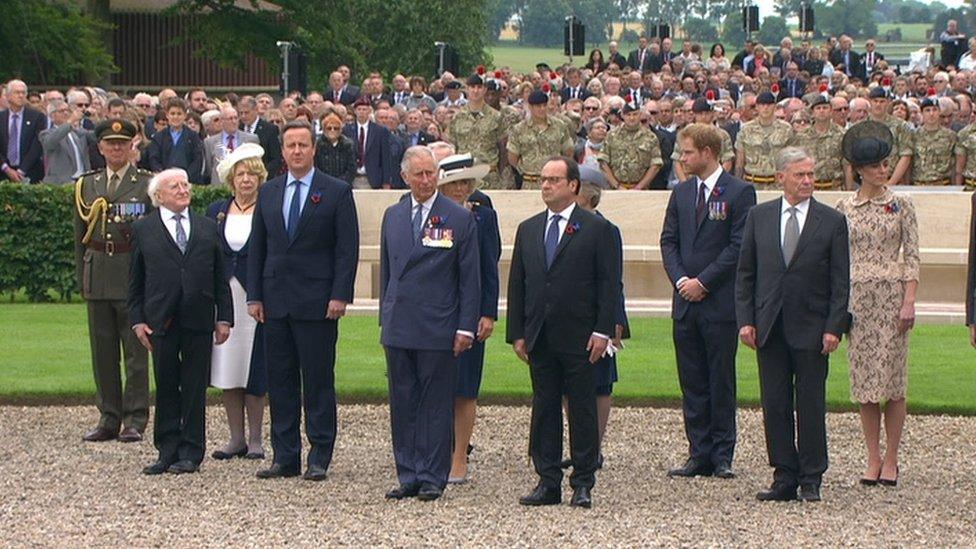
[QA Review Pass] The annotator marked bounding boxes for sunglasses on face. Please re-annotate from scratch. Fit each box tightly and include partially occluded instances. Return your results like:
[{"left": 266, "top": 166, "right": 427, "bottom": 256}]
[
  {"left": 584, "top": 106, "right": 599, "bottom": 111},
  {"left": 324, "top": 125, "right": 342, "bottom": 130}
]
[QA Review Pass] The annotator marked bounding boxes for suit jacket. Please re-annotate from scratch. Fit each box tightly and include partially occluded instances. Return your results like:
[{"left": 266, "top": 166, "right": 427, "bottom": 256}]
[
  {"left": 560, "top": 86, "right": 592, "bottom": 102},
  {"left": 627, "top": 49, "right": 654, "bottom": 73},
  {"left": 327, "top": 87, "right": 358, "bottom": 106},
  {"left": 649, "top": 127, "right": 675, "bottom": 190},
  {"left": 128, "top": 210, "right": 233, "bottom": 334},
  {"left": 661, "top": 171, "right": 757, "bottom": 322},
  {"left": 203, "top": 131, "right": 259, "bottom": 185},
  {"left": 379, "top": 192, "right": 481, "bottom": 350},
  {"left": 0, "top": 107, "right": 47, "bottom": 182},
  {"left": 829, "top": 49, "right": 863, "bottom": 79},
  {"left": 472, "top": 203, "right": 501, "bottom": 320},
  {"left": 40, "top": 124, "right": 96, "bottom": 184},
  {"left": 608, "top": 52, "right": 627, "bottom": 69},
  {"left": 966, "top": 193, "right": 976, "bottom": 325},
  {"left": 206, "top": 199, "right": 254, "bottom": 287},
  {"left": 862, "top": 51, "right": 884, "bottom": 73},
  {"left": 241, "top": 118, "right": 282, "bottom": 177},
  {"left": 777, "top": 78, "right": 807, "bottom": 99},
  {"left": 343, "top": 121, "right": 392, "bottom": 188},
  {"left": 735, "top": 197, "right": 850, "bottom": 351},
  {"left": 367, "top": 93, "right": 394, "bottom": 106},
  {"left": 147, "top": 127, "right": 204, "bottom": 184},
  {"left": 506, "top": 205, "right": 621, "bottom": 355},
  {"left": 401, "top": 130, "right": 434, "bottom": 148},
  {"left": 247, "top": 168, "right": 359, "bottom": 320}
]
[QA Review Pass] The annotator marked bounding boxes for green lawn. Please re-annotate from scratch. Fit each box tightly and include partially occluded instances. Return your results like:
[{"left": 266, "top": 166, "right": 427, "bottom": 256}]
[{"left": 2, "top": 304, "right": 974, "bottom": 414}]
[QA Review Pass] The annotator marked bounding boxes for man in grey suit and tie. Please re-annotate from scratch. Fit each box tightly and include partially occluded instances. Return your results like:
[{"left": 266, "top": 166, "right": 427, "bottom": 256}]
[
  {"left": 203, "top": 105, "right": 258, "bottom": 185},
  {"left": 40, "top": 99, "right": 95, "bottom": 184},
  {"left": 735, "top": 147, "right": 850, "bottom": 503},
  {"left": 380, "top": 146, "right": 481, "bottom": 502}
]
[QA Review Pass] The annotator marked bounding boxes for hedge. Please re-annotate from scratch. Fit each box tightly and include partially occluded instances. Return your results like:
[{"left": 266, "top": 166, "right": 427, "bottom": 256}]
[{"left": 0, "top": 181, "right": 232, "bottom": 302}]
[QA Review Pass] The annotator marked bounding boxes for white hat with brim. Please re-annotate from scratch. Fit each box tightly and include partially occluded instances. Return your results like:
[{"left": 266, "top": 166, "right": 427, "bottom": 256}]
[
  {"left": 216, "top": 142, "right": 266, "bottom": 185},
  {"left": 437, "top": 153, "right": 490, "bottom": 186}
]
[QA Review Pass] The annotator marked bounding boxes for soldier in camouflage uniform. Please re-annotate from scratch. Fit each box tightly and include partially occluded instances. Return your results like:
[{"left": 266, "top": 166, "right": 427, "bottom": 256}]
[
  {"left": 486, "top": 79, "right": 522, "bottom": 188},
  {"left": 788, "top": 95, "right": 849, "bottom": 189},
  {"left": 953, "top": 118, "right": 976, "bottom": 189},
  {"left": 863, "top": 86, "right": 913, "bottom": 184},
  {"left": 912, "top": 98, "right": 956, "bottom": 185},
  {"left": 672, "top": 98, "right": 734, "bottom": 181},
  {"left": 507, "top": 90, "right": 574, "bottom": 190},
  {"left": 599, "top": 103, "right": 664, "bottom": 189},
  {"left": 74, "top": 119, "right": 154, "bottom": 443},
  {"left": 734, "top": 91, "right": 793, "bottom": 188},
  {"left": 449, "top": 74, "right": 506, "bottom": 189}
]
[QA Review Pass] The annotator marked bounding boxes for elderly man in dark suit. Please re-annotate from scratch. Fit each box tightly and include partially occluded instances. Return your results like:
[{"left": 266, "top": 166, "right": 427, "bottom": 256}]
[
  {"left": 1, "top": 79, "right": 46, "bottom": 183},
  {"left": 343, "top": 96, "right": 393, "bottom": 189},
  {"left": 507, "top": 156, "right": 621, "bottom": 509},
  {"left": 247, "top": 120, "right": 359, "bottom": 482},
  {"left": 661, "top": 123, "right": 757, "bottom": 480},
  {"left": 128, "top": 168, "right": 233, "bottom": 475},
  {"left": 380, "top": 146, "right": 480, "bottom": 502},
  {"left": 735, "top": 147, "right": 850, "bottom": 503},
  {"left": 238, "top": 96, "right": 282, "bottom": 176}
]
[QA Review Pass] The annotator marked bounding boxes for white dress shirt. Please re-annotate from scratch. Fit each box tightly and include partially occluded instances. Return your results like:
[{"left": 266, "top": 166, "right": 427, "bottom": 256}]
[
  {"left": 545, "top": 202, "right": 608, "bottom": 341},
  {"left": 159, "top": 205, "right": 191, "bottom": 243},
  {"left": 781, "top": 197, "right": 810, "bottom": 247}
]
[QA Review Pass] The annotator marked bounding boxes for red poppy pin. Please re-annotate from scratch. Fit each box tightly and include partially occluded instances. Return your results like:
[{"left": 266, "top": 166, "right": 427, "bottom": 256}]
[
  {"left": 541, "top": 83, "right": 551, "bottom": 93},
  {"left": 476, "top": 65, "right": 486, "bottom": 75},
  {"left": 705, "top": 89, "right": 716, "bottom": 101},
  {"left": 927, "top": 86, "right": 936, "bottom": 97},
  {"left": 711, "top": 186, "right": 725, "bottom": 198},
  {"left": 549, "top": 71, "right": 558, "bottom": 80},
  {"left": 771, "top": 83, "right": 780, "bottom": 94},
  {"left": 819, "top": 83, "right": 828, "bottom": 93},
  {"left": 565, "top": 222, "right": 580, "bottom": 235},
  {"left": 310, "top": 191, "right": 321, "bottom": 204},
  {"left": 882, "top": 76, "right": 892, "bottom": 87},
  {"left": 428, "top": 215, "right": 446, "bottom": 228},
  {"left": 494, "top": 70, "right": 503, "bottom": 79},
  {"left": 884, "top": 202, "right": 900, "bottom": 214}
]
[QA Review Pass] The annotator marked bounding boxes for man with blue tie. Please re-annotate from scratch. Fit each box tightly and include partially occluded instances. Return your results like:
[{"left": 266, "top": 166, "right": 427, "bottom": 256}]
[
  {"left": 380, "top": 146, "right": 481, "bottom": 502},
  {"left": 777, "top": 63, "right": 807, "bottom": 100},
  {"left": 661, "top": 124, "right": 756, "bottom": 480},
  {"left": 1, "top": 79, "right": 46, "bottom": 183},
  {"left": 247, "top": 120, "right": 360, "bottom": 482}
]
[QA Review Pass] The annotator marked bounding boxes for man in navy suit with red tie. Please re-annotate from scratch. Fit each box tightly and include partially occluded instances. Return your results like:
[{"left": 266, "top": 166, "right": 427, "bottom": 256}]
[
  {"left": 660, "top": 124, "right": 756, "bottom": 480},
  {"left": 247, "top": 120, "right": 359, "bottom": 482}
]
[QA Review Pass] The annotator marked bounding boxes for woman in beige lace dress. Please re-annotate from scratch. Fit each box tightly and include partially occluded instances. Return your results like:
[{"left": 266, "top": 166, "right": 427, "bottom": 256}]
[{"left": 836, "top": 124, "right": 919, "bottom": 488}]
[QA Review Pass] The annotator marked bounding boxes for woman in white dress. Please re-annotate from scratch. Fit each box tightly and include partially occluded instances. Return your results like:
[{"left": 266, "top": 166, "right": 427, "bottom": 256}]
[{"left": 206, "top": 143, "right": 268, "bottom": 460}]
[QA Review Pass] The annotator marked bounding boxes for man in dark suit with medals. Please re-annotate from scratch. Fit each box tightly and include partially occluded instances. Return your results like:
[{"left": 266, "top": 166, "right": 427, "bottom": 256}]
[
  {"left": 74, "top": 119, "right": 154, "bottom": 443},
  {"left": 661, "top": 123, "right": 756, "bottom": 480},
  {"left": 507, "top": 156, "right": 621, "bottom": 509},
  {"left": 735, "top": 147, "right": 850, "bottom": 503}
]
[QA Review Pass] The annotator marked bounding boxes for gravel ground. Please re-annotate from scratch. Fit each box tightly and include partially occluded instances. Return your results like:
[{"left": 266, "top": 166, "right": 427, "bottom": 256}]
[{"left": 1, "top": 404, "right": 974, "bottom": 547}]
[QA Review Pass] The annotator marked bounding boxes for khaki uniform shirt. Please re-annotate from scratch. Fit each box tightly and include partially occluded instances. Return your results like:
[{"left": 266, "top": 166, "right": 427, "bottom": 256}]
[
  {"left": 911, "top": 126, "right": 956, "bottom": 183},
  {"left": 788, "top": 123, "right": 846, "bottom": 182},
  {"left": 954, "top": 123, "right": 976, "bottom": 181},
  {"left": 600, "top": 125, "right": 664, "bottom": 184},
  {"left": 507, "top": 117, "right": 574, "bottom": 175},
  {"left": 449, "top": 104, "right": 505, "bottom": 167},
  {"left": 734, "top": 119, "right": 794, "bottom": 176}
]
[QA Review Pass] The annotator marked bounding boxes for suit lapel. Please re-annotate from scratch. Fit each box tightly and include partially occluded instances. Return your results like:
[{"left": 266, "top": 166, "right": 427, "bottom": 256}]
[
  {"left": 389, "top": 198, "right": 413, "bottom": 279},
  {"left": 291, "top": 170, "right": 323, "bottom": 245},
  {"left": 108, "top": 165, "right": 134, "bottom": 202},
  {"left": 768, "top": 198, "right": 787, "bottom": 270},
  {"left": 696, "top": 173, "right": 728, "bottom": 234},
  {"left": 267, "top": 178, "right": 288, "bottom": 242},
  {"left": 787, "top": 198, "right": 823, "bottom": 269},
  {"left": 550, "top": 206, "right": 583, "bottom": 268},
  {"left": 183, "top": 210, "right": 201, "bottom": 258},
  {"left": 155, "top": 209, "right": 185, "bottom": 262}
]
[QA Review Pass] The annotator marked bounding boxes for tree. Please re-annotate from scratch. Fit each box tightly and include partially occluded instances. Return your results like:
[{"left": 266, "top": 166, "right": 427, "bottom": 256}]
[
  {"left": 0, "top": 0, "right": 116, "bottom": 85},
  {"left": 720, "top": 13, "right": 748, "bottom": 47},
  {"left": 817, "top": 0, "right": 878, "bottom": 39},
  {"left": 487, "top": 0, "right": 522, "bottom": 42},
  {"left": 518, "top": 0, "right": 570, "bottom": 46},
  {"left": 756, "top": 15, "right": 789, "bottom": 47},
  {"left": 683, "top": 17, "right": 720, "bottom": 42},
  {"left": 774, "top": 0, "right": 808, "bottom": 19}
]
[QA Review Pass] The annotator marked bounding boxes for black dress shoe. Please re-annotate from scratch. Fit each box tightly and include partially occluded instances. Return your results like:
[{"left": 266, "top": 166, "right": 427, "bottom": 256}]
[
  {"left": 713, "top": 463, "right": 736, "bottom": 479},
  {"left": 385, "top": 483, "right": 420, "bottom": 499},
  {"left": 142, "top": 460, "right": 171, "bottom": 475},
  {"left": 168, "top": 460, "right": 199, "bottom": 474},
  {"left": 668, "top": 458, "right": 713, "bottom": 477},
  {"left": 117, "top": 427, "right": 143, "bottom": 443},
  {"left": 212, "top": 446, "right": 248, "bottom": 460},
  {"left": 244, "top": 451, "right": 266, "bottom": 460},
  {"left": 756, "top": 482, "right": 798, "bottom": 502},
  {"left": 798, "top": 484, "right": 821, "bottom": 502},
  {"left": 417, "top": 483, "right": 443, "bottom": 501},
  {"left": 570, "top": 486, "right": 593, "bottom": 508},
  {"left": 303, "top": 464, "right": 328, "bottom": 481},
  {"left": 83, "top": 427, "right": 118, "bottom": 442},
  {"left": 256, "top": 463, "right": 299, "bottom": 479},
  {"left": 558, "top": 458, "right": 573, "bottom": 469},
  {"left": 518, "top": 484, "right": 561, "bottom": 506}
]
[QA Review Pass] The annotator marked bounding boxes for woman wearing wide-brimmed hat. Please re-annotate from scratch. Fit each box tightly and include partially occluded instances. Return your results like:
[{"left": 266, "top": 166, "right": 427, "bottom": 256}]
[
  {"left": 836, "top": 121, "right": 919, "bottom": 487},
  {"left": 206, "top": 142, "right": 269, "bottom": 460}
]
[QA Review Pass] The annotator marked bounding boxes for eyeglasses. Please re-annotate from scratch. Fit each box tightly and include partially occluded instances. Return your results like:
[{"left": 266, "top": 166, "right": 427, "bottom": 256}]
[
  {"left": 539, "top": 176, "right": 567, "bottom": 185},
  {"left": 833, "top": 107, "right": 849, "bottom": 111},
  {"left": 647, "top": 111, "right": 660, "bottom": 114},
  {"left": 75, "top": 103, "right": 90, "bottom": 108},
  {"left": 324, "top": 125, "right": 342, "bottom": 130},
  {"left": 135, "top": 103, "right": 152, "bottom": 109},
  {"left": 583, "top": 106, "right": 599, "bottom": 111}
]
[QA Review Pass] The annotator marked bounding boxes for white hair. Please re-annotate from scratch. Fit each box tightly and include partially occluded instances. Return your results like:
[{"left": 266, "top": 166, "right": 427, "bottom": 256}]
[
  {"left": 147, "top": 168, "right": 190, "bottom": 207},
  {"left": 46, "top": 99, "right": 66, "bottom": 116},
  {"left": 401, "top": 145, "right": 435, "bottom": 173},
  {"left": 66, "top": 90, "right": 88, "bottom": 106},
  {"left": 201, "top": 110, "right": 221, "bottom": 125},
  {"left": 5, "top": 79, "right": 26, "bottom": 95},
  {"left": 775, "top": 147, "right": 813, "bottom": 173}
]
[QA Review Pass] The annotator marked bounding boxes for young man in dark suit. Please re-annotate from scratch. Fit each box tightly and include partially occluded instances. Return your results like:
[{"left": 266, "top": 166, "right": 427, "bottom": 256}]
[
  {"left": 379, "top": 146, "right": 481, "bottom": 502},
  {"left": 247, "top": 120, "right": 359, "bottom": 482},
  {"left": 146, "top": 98, "right": 204, "bottom": 184},
  {"left": 1, "top": 79, "right": 47, "bottom": 183},
  {"left": 735, "top": 147, "right": 850, "bottom": 503},
  {"left": 507, "top": 156, "right": 621, "bottom": 509},
  {"left": 661, "top": 123, "right": 757, "bottom": 480},
  {"left": 128, "top": 168, "right": 233, "bottom": 475}
]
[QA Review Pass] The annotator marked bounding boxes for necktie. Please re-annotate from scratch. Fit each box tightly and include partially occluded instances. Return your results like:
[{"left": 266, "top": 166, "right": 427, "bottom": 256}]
[
  {"left": 782, "top": 207, "right": 799, "bottom": 265},
  {"left": 639, "top": 49, "right": 645, "bottom": 68},
  {"left": 334, "top": 90, "right": 340, "bottom": 102},
  {"left": 358, "top": 126, "right": 365, "bottom": 168},
  {"left": 287, "top": 180, "right": 303, "bottom": 241},
  {"left": 174, "top": 213, "right": 187, "bottom": 254},
  {"left": 695, "top": 181, "right": 707, "bottom": 225},
  {"left": 109, "top": 173, "right": 120, "bottom": 196},
  {"left": 227, "top": 133, "right": 235, "bottom": 152},
  {"left": 8, "top": 112, "right": 20, "bottom": 167},
  {"left": 412, "top": 204, "right": 424, "bottom": 242},
  {"left": 545, "top": 214, "right": 562, "bottom": 269}
]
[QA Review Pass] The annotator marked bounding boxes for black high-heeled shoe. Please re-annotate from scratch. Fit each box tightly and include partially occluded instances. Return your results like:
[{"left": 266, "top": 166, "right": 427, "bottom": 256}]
[
  {"left": 879, "top": 466, "right": 899, "bottom": 487},
  {"left": 859, "top": 474, "right": 880, "bottom": 486}
]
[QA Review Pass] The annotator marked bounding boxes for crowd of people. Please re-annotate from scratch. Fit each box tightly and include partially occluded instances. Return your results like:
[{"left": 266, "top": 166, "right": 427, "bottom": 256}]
[{"left": 6, "top": 25, "right": 976, "bottom": 508}]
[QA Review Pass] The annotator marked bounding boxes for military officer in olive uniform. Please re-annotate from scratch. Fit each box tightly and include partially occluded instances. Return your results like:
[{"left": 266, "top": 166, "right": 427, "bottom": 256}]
[
  {"left": 507, "top": 90, "right": 574, "bottom": 190},
  {"left": 449, "top": 74, "right": 506, "bottom": 189},
  {"left": 912, "top": 98, "right": 956, "bottom": 185},
  {"left": 954, "top": 119, "right": 976, "bottom": 188},
  {"left": 788, "top": 96, "right": 850, "bottom": 190},
  {"left": 862, "top": 87, "right": 913, "bottom": 185},
  {"left": 734, "top": 91, "right": 793, "bottom": 188},
  {"left": 74, "top": 119, "right": 154, "bottom": 443},
  {"left": 599, "top": 103, "right": 664, "bottom": 190},
  {"left": 673, "top": 98, "right": 735, "bottom": 181}
]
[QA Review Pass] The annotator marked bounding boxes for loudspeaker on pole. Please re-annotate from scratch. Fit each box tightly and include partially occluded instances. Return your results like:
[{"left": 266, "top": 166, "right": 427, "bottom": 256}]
[
  {"left": 742, "top": 6, "right": 759, "bottom": 33},
  {"left": 799, "top": 5, "right": 815, "bottom": 33}
]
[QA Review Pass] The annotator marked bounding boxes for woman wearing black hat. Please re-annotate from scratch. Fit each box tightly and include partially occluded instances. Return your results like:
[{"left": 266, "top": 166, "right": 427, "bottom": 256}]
[{"left": 836, "top": 122, "right": 919, "bottom": 487}]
